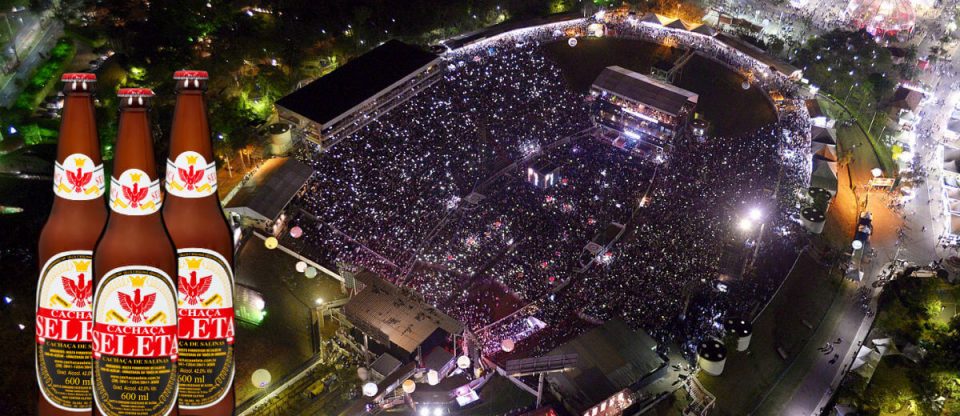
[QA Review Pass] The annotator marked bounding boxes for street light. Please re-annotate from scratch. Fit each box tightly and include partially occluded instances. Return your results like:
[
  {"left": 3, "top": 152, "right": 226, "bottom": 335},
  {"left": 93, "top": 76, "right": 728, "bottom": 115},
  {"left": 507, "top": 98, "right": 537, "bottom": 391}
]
[
  {"left": 737, "top": 218, "right": 753, "bottom": 231},
  {"left": 748, "top": 208, "right": 763, "bottom": 221},
  {"left": 315, "top": 297, "right": 323, "bottom": 306}
]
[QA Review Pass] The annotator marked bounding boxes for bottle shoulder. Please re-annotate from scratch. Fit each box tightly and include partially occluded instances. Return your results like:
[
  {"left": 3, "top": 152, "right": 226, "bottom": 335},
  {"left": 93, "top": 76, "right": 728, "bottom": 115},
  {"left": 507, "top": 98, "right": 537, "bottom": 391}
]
[{"left": 94, "top": 215, "right": 177, "bottom": 276}]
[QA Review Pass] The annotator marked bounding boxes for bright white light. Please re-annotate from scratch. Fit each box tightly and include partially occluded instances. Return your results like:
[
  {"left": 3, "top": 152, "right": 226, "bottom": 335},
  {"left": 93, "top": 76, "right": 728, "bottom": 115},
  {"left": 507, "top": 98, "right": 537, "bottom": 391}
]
[
  {"left": 315, "top": 297, "right": 323, "bottom": 305},
  {"left": 749, "top": 208, "right": 762, "bottom": 221},
  {"left": 3, "top": 296, "right": 11, "bottom": 304},
  {"left": 871, "top": 168, "right": 883, "bottom": 178},
  {"left": 419, "top": 408, "right": 431, "bottom": 416},
  {"left": 433, "top": 408, "right": 444, "bottom": 416},
  {"left": 852, "top": 240, "right": 863, "bottom": 250},
  {"left": 8, "top": 126, "right": 16, "bottom": 134},
  {"left": 362, "top": 382, "right": 378, "bottom": 397},
  {"left": 18, "top": 323, "right": 25, "bottom": 330},
  {"left": 738, "top": 218, "right": 753, "bottom": 231}
]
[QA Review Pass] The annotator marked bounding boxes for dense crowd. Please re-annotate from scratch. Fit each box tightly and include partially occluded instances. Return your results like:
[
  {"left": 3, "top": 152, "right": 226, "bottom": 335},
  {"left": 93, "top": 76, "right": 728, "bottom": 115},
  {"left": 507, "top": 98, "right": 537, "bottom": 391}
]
[{"left": 286, "top": 17, "right": 814, "bottom": 359}]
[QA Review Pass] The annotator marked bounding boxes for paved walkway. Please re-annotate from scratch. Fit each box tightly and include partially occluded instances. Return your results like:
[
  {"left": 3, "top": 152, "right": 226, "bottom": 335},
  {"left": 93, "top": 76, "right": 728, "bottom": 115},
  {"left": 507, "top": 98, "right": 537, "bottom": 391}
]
[{"left": 0, "top": 14, "right": 62, "bottom": 108}]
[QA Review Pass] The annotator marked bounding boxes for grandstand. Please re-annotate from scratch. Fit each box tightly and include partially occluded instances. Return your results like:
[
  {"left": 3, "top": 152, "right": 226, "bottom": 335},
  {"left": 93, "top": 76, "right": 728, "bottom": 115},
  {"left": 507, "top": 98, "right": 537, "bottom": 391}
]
[{"left": 276, "top": 40, "right": 442, "bottom": 148}]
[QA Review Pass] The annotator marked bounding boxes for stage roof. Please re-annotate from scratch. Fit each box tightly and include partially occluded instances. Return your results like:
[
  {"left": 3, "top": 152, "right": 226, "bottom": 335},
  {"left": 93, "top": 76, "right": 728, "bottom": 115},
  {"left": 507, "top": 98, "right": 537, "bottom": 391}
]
[
  {"left": 546, "top": 319, "right": 664, "bottom": 411},
  {"left": 224, "top": 157, "right": 313, "bottom": 222},
  {"left": 275, "top": 40, "right": 438, "bottom": 127},
  {"left": 343, "top": 271, "right": 462, "bottom": 354},
  {"left": 592, "top": 66, "right": 698, "bottom": 116}
]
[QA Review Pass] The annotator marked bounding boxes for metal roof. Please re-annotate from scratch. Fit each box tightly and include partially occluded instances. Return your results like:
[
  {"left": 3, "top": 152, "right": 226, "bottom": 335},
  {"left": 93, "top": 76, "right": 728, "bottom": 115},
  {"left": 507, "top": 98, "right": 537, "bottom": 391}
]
[
  {"left": 592, "top": 66, "right": 698, "bottom": 116},
  {"left": 275, "top": 40, "right": 439, "bottom": 126},
  {"left": 545, "top": 320, "right": 664, "bottom": 408},
  {"left": 343, "top": 272, "right": 462, "bottom": 354},
  {"left": 224, "top": 157, "right": 314, "bottom": 222}
]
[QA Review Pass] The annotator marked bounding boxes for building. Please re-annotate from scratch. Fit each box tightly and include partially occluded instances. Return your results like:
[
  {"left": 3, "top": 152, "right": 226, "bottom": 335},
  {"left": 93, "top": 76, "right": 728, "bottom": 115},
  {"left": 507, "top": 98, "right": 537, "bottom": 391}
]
[
  {"left": 591, "top": 66, "right": 699, "bottom": 153},
  {"left": 342, "top": 271, "right": 463, "bottom": 362},
  {"left": 224, "top": 157, "right": 313, "bottom": 232},
  {"left": 888, "top": 84, "right": 925, "bottom": 118},
  {"left": 545, "top": 319, "right": 667, "bottom": 414},
  {"left": 275, "top": 40, "right": 442, "bottom": 148}
]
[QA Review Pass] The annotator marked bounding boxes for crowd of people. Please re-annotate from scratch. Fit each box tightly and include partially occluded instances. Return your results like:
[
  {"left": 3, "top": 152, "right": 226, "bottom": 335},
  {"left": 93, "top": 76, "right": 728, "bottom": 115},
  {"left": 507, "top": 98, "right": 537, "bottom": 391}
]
[{"left": 285, "top": 16, "right": 816, "bottom": 359}]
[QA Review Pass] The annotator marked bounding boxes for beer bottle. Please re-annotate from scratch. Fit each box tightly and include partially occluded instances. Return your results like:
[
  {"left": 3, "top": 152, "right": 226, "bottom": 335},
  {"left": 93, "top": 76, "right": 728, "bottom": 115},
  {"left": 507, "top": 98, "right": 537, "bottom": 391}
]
[
  {"left": 163, "top": 70, "right": 235, "bottom": 415},
  {"left": 37, "top": 73, "right": 107, "bottom": 415},
  {"left": 91, "top": 88, "right": 179, "bottom": 416}
]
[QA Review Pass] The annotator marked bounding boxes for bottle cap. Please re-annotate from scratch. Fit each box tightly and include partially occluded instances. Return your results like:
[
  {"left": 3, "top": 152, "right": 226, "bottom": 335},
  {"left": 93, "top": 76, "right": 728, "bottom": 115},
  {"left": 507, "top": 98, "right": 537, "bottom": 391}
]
[
  {"left": 174, "top": 70, "right": 209, "bottom": 90},
  {"left": 117, "top": 88, "right": 155, "bottom": 107},
  {"left": 61, "top": 72, "right": 97, "bottom": 92}
]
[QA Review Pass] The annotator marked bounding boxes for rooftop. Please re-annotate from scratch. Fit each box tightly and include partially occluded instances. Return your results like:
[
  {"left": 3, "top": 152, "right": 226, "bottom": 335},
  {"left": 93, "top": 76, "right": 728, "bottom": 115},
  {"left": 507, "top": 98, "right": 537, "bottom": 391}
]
[
  {"left": 224, "top": 157, "right": 314, "bottom": 222},
  {"left": 546, "top": 319, "right": 664, "bottom": 411},
  {"left": 343, "top": 271, "right": 462, "bottom": 354},
  {"left": 275, "top": 40, "right": 439, "bottom": 126},
  {"left": 592, "top": 66, "right": 699, "bottom": 116}
]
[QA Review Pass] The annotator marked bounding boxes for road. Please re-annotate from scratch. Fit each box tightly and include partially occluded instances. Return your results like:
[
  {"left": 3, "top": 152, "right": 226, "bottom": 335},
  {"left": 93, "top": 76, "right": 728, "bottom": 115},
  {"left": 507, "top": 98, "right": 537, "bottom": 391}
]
[
  {"left": 0, "top": 13, "right": 63, "bottom": 108},
  {"left": 704, "top": 1, "right": 953, "bottom": 414}
]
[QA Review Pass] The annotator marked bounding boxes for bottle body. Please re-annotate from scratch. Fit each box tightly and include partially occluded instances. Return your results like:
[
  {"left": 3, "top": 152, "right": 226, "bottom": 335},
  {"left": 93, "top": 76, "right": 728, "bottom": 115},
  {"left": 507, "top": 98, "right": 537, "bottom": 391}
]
[
  {"left": 37, "top": 73, "right": 107, "bottom": 416},
  {"left": 91, "top": 88, "right": 179, "bottom": 416},
  {"left": 163, "top": 71, "right": 236, "bottom": 415}
]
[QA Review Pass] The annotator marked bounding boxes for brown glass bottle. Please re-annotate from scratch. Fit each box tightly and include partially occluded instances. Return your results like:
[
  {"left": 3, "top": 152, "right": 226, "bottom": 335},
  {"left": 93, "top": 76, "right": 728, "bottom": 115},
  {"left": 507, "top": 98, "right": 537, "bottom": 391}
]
[
  {"left": 91, "top": 88, "right": 179, "bottom": 416},
  {"left": 37, "top": 73, "right": 107, "bottom": 416},
  {"left": 162, "top": 70, "right": 236, "bottom": 415}
]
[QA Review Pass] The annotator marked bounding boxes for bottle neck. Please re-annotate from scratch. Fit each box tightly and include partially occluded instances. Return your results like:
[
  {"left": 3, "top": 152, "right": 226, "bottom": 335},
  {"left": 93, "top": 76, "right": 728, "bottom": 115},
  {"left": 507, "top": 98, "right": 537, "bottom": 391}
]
[
  {"left": 169, "top": 90, "right": 212, "bottom": 160},
  {"left": 57, "top": 93, "right": 101, "bottom": 163},
  {"left": 165, "top": 89, "right": 219, "bottom": 200},
  {"left": 53, "top": 92, "right": 105, "bottom": 204},
  {"left": 110, "top": 107, "right": 163, "bottom": 216},
  {"left": 114, "top": 107, "right": 157, "bottom": 178}
]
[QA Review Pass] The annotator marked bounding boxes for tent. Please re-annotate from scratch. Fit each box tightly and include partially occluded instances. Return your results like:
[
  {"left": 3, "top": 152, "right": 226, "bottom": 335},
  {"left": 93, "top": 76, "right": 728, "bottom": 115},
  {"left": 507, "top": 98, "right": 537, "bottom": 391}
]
[
  {"left": 811, "top": 126, "right": 837, "bottom": 146},
  {"left": 690, "top": 23, "right": 718, "bottom": 37},
  {"left": 640, "top": 13, "right": 665, "bottom": 25},
  {"left": 665, "top": 18, "right": 690, "bottom": 30},
  {"left": 811, "top": 159, "right": 839, "bottom": 195}
]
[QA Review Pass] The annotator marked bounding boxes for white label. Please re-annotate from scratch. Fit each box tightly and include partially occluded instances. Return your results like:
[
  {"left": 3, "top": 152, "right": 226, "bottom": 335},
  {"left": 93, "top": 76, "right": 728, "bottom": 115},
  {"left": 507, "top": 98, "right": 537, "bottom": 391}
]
[
  {"left": 53, "top": 153, "right": 105, "bottom": 200},
  {"left": 109, "top": 169, "right": 162, "bottom": 215},
  {"left": 176, "top": 248, "right": 235, "bottom": 409},
  {"left": 35, "top": 251, "right": 94, "bottom": 411},
  {"left": 165, "top": 151, "right": 217, "bottom": 198},
  {"left": 92, "top": 265, "right": 178, "bottom": 416}
]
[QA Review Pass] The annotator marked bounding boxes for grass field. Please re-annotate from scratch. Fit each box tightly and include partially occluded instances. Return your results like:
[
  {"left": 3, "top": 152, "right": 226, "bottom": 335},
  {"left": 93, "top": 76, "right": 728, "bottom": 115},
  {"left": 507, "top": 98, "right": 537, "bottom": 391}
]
[
  {"left": 543, "top": 37, "right": 777, "bottom": 137},
  {"left": 697, "top": 251, "right": 841, "bottom": 415}
]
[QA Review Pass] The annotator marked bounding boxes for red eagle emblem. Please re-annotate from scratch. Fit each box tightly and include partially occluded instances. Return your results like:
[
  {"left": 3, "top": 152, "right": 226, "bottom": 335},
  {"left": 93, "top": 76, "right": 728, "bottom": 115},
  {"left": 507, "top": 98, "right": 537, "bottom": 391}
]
[
  {"left": 66, "top": 168, "right": 92, "bottom": 193},
  {"left": 117, "top": 288, "right": 156, "bottom": 323},
  {"left": 61, "top": 273, "right": 92, "bottom": 308},
  {"left": 178, "top": 271, "right": 212, "bottom": 305},
  {"left": 122, "top": 182, "right": 148, "bottom": 208},
  {"left": 178, "top": 165, "right": 204, "bottom": 191}
]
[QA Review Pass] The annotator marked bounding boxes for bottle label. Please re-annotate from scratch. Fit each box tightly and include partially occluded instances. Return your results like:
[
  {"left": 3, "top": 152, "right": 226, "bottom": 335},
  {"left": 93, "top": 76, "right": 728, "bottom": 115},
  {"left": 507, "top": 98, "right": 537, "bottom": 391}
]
[
  {"left": 35, "top": 251, "right": 94, "bottom": 411},
  {"left": 53, "top": 153, "right": 105, "bottom": 200},
  {"left": 92, "top": 266, "right": 178, "bottom": 416},
  {"left": 176, "top": 248, "right": 235, "bottom": 409},
  {"left": 109, "top": 169, "right": 162, "bottom": 216},
  {"left": 165, "top": 151, "right": 217, "bottom": 198}
]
